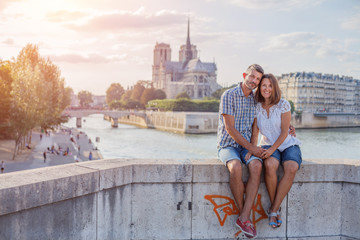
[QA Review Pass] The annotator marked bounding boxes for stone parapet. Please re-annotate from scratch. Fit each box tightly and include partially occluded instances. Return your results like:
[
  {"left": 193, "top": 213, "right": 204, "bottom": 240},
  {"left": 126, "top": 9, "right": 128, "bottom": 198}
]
[{"left": 0, "top": 158, "right": 359, "bottom": 239}]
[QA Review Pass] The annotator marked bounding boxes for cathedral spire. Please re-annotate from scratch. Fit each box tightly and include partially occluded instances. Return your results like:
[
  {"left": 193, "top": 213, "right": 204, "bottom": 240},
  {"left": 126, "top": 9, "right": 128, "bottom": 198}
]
[{"left": 185, "top": 17, "right": 193, "bottom": 63}]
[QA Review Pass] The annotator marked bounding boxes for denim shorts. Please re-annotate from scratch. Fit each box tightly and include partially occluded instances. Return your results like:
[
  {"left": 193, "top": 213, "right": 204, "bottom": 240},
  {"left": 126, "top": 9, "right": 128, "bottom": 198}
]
[
  {"left": 218, "top": 146, "right": 263, "bottom": 166},
  {"left": 281, "top": 145, "right": 302, "bottom": 169}
]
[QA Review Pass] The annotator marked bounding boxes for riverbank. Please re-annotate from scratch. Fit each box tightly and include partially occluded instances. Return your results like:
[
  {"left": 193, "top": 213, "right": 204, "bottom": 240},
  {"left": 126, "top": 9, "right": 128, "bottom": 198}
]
[{"left": 0, "top": 127, "right": 103, "bottom": 174}]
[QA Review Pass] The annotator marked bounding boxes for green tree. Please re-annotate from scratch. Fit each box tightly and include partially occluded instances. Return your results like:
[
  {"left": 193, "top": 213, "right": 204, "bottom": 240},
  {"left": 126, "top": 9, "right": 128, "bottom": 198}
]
[
  {"left": 106, "top": 83, "right": 125, "bottom": 105},
  {"left": 288, "top": 100, "right": 295, "bottom": 114},
  {"left": 175, "top": 91, "right": 190, "bottom": 99},
  {"left": 154, "top": 89, "right": 166, "bottom": 100},
  {"left": 78, "top": 90, "right": 93, "bottom": 108},
  {"left": 211, "top": 84, "right": 236, "bottom": 99}
]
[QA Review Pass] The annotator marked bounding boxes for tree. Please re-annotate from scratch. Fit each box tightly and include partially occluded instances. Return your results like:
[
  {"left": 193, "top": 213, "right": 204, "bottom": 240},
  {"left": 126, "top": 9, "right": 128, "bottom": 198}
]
[
  {"left": 121, "top": 90, "right": 132, "bottom": 102},
  {"left": 211, "top": 84, "right": 236, "bottom": 99},
  {"left": 140, "top": 88, "right": 167, "bottom": 105},
  {"left": 9, "top": 44, "right": 70, "bottom": 159},
  {"left": 62, "top": 87, "right": 73, "bottom": 110},
  {"left": 109, "top": 100, "right": 123, "bottom": 110},
  {"left": 288, "top": 100, "right": 295, "bottom": 114},
  {"left": 0, "top": 61, "right": 13, "bottom": 129},
  {"left": 78, "top": 90, "right": 93, "bottom": 108},
  {"left": 154, "top": 89, "right": 166, "bottom": 100},
  {"left": 106, "top": 83, "right": 125, "bottom": 105},
  {"left": 130, "top": 82, "right": 145, "bottom": 101},
  {"left": 176, "top": 91, "right": 190, "bottom": 99}
]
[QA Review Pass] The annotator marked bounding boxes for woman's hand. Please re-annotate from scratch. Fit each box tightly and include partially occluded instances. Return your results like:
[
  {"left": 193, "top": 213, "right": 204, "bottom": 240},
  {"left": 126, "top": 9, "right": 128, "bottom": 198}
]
[{"left": 261, "top": 147, "right": 275, "bottom": 159}]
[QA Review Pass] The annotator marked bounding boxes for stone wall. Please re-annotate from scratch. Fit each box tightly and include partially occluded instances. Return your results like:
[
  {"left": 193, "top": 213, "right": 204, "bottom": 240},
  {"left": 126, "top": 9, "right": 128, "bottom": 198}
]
[
  {"left": 116, "top": 111, "right": 219, "bottom": 133},
  {"left": 0, "top": 158, "right": 359, "bottom": 240},
  {"left": 111, "top": 111, "right": 360, "bottom": 134}
]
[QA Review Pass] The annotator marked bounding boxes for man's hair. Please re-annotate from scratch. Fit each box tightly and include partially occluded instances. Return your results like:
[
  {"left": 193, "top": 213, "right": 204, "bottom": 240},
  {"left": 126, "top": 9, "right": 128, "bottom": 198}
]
[
  {"left": 246, "top": 64, "right": 264, "bottom": 75},
  {"left": 255, "top": 73, "right": 281, "bottom": 105}
]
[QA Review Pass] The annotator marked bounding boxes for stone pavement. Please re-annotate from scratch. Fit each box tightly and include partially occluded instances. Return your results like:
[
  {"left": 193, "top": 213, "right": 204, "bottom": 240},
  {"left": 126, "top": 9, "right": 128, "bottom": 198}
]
[{"left": 1, "top": 127, "right": 102, "bottom": 174}]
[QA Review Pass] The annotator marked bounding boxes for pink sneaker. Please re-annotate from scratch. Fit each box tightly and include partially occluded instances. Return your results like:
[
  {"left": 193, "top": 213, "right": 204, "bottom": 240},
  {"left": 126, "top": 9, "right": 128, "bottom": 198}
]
[{"left": 235, "top": 218, "right": 257, "bottom": 238}]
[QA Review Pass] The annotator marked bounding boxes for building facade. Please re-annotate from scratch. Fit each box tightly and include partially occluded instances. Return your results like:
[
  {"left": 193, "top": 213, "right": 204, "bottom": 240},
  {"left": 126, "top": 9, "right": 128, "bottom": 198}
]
[
  {"left": 278, "top": 72, "right": 360, "bottom": 113},
  {"left": 152, "top": 20, "right": 221, "bottom": 99}
]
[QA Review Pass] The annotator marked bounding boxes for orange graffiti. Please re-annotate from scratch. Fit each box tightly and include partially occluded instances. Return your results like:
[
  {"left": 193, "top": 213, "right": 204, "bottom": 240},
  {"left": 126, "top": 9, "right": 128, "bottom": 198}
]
[
  {"left": 204, "top": 193, "right": 268, "bottom": 238},
  {"left": 204, "top": 195, "right": 240, "bottom": 226}
]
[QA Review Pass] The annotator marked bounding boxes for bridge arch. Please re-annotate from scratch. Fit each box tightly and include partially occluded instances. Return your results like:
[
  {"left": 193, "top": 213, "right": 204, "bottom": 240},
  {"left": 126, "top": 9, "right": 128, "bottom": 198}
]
[{"left": 63, "top": 109, "right": 147, "bottom": 128}]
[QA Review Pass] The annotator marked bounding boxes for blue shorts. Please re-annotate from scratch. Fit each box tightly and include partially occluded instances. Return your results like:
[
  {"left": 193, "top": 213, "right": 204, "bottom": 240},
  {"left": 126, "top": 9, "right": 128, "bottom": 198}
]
[
  {"left": 281, "top": 145, "right": 302, "bottom": 169},
  {"left": 218, "top": 146, "right": 263, "bottom": 166}
]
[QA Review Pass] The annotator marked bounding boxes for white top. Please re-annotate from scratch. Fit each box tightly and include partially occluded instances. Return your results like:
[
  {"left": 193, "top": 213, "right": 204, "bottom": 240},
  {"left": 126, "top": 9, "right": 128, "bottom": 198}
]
[{"left": 255, "top": 99, "right": 301, "bottom": 152}]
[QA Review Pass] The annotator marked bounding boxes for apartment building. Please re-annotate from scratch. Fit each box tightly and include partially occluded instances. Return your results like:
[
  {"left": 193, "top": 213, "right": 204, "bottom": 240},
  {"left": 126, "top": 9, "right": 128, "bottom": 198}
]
[{"left": 278, "top": 72, "right": 360, "bottom": 113}]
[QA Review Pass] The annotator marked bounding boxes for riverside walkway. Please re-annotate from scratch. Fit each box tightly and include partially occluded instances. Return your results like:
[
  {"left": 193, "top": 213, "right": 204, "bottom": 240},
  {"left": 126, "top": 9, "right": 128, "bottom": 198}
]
[{"left": 1, "top": 128, "right": 102, "bottom": 174}]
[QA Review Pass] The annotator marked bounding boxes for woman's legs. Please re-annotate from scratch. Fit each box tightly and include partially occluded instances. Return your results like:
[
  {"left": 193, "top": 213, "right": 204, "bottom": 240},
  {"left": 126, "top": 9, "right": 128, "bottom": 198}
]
[
  {"left": 264, "top": 157, "right": 279, "bottom": 203},
  {"left": 263, "top": 157, "right": 279, "bottom": 226},
  {"left": 270, "top": 160, "right": 298, "bottom": 224}
]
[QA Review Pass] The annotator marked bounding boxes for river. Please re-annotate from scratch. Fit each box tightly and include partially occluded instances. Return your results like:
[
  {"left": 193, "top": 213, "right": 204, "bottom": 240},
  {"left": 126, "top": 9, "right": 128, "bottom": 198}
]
[{"left": 63, "top": 114, "right": 360, "bottom": 161}]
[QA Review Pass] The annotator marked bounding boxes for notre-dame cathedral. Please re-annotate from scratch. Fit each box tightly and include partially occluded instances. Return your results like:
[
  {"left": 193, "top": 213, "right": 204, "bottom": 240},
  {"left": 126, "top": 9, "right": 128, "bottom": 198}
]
[{"left": 152, "top": 20, "right": 221, "bottom": 99}]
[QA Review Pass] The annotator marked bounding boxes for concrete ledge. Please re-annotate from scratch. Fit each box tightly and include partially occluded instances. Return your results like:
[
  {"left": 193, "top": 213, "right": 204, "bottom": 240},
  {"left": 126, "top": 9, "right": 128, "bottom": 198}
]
[
  {"left": 0, "top": 165, "right": 99, "bottom": 216},
  {"left": 0, "top": 158, "right": 359, "bottom": 240}
]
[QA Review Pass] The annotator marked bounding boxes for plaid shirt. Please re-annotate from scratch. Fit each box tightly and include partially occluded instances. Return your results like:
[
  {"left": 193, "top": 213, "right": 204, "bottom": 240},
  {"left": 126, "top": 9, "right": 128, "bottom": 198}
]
[{"left": 217, "top": 83, "right": 257, "bottom": 149}]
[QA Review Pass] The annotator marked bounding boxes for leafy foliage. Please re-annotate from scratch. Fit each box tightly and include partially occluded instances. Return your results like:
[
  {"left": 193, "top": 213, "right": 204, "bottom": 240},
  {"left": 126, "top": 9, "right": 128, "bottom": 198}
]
[
  {"left": 0, "top": 44, "right": 71, "bottom": 158},
  {"left": 288, "top": 99, "right": 295, "bottom": 114},
  {"left": 78, "top": 90, "right": 93, "bottom": 107},
  {"left": 147, "top": 99, "right": 219, "bottom": 112},
  {"left": 107, "top": 81, "right": 166, "bottom": 110},
  {"left": 106, "top": 83, "right": 125, "bottom": 105},
  {"left": 211, "top": 84, "right": 237, "bottom": 99},
  {"left": 175, "top": 91, "right": 190, "bottom": 99}
]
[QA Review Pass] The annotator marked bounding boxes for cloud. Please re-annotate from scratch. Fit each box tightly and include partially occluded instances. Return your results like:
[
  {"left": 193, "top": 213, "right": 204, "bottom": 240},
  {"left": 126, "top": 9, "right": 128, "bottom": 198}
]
[
  {"left": 341, "top": 10, "right": 360, "bottom": 31},
  {"left": 0, "top": 0, "right": 24, "bottom": 11},
  {"left": 260, "top": 32, "right": 320, "bottom": 52},
  {"left": 61, "top": 8, "right": 187, "bottom": 33},
  {"left": 45, "top": 10, "right": 89, "bottom": 22},
  {"left": 2, "top": 38, "right": 15, "bottom": 45},
  {"left": 50, "top": 53, "right": 127, "bottom": 64},
  {"left": 260, "top": 32, "right": 360, "bottom": 62},
  {"left": 229, "top": 0, "right": 325, "bottom": 10}
]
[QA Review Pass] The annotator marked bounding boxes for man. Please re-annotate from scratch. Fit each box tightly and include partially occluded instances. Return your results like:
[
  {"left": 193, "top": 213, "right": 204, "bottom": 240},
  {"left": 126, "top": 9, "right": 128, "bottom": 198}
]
[{"left": 217, "top": 64, "right": 266, "bottom": 238}]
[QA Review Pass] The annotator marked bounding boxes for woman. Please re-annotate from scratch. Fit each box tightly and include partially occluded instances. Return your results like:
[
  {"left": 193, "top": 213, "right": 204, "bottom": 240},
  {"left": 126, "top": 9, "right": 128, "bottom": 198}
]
[{"left": 246, "top": 73, "right": 302, "bottom": 228}]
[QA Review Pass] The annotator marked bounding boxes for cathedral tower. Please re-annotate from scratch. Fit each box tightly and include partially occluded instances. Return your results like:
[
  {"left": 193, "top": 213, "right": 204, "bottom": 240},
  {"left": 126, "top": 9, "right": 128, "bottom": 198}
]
[{"left": 152, "top": 43, "right": 171, "bottom": 89}]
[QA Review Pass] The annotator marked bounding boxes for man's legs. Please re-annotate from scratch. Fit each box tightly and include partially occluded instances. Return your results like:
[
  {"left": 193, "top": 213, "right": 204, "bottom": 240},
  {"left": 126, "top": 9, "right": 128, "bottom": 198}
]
[
  {"left": 227, "top": 160, "right": 245, "bottom": 213},
  {"left": 239, "top": 159, "right": 262, "bottom": 221}
]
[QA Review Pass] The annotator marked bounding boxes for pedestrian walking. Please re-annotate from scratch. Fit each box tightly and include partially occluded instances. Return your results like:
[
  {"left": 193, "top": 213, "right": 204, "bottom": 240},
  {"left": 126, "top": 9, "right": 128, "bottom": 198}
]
[
  {"left": 1, "top": 161, "right": 5, "bottom": 173},
  {"left": 43, "top": 151, "right": 47, "bottom": 163},
  {"left": 89, "top": 151, "right": 93, "bottom": 160}
]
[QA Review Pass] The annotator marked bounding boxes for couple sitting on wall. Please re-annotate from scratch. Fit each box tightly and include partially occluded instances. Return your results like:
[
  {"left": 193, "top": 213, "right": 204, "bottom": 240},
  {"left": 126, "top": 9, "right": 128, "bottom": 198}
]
[{"left": 217, "top": 64, "right": 302, "bottom": 238}]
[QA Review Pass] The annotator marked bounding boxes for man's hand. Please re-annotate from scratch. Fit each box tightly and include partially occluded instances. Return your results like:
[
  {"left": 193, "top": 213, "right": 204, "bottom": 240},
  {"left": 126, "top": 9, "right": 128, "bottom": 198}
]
[
  {"left": 289, "top": 125, "right": 296, "bottom": 137},
  {"left": 245, "top": 152, "right": 252, "bottom": 161},
  {"left": 249, "top": 145, "right": 265, "bottom": 158}
]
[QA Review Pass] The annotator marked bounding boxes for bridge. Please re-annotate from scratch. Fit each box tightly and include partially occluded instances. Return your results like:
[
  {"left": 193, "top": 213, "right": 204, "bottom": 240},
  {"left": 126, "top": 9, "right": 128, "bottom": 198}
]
[{"left": 63, "top": 109, "right": 146, "bottom": 128}]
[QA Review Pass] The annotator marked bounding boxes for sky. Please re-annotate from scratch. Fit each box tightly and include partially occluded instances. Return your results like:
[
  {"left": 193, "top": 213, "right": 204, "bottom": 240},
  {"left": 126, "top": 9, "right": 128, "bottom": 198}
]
[{"left": 1, "top": 0, "right": 359, "bottom": 95}]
